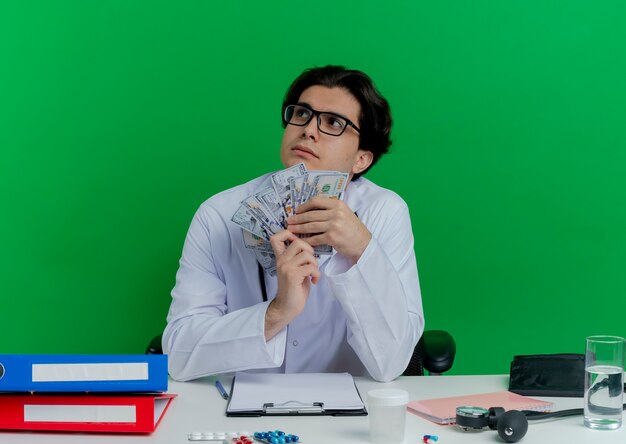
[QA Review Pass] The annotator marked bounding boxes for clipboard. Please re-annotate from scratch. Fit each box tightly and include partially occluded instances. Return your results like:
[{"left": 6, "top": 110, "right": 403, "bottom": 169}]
[{"left": 225, "top": 372, "right": 367, "bottom": 417}]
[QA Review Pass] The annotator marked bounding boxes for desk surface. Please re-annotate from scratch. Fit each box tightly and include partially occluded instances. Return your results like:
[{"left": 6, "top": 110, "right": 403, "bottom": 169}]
[{"left": 1, "top": 374, "right": 625, "bottom": 444}]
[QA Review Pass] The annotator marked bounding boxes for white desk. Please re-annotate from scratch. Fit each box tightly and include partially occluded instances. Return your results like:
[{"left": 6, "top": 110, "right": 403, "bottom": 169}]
[{"left": 1, "top": 375, "right": 625, "bottom": 444}]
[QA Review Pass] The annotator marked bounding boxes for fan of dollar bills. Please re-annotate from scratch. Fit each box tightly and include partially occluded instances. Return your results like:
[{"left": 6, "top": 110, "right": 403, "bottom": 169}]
[{"left": 231, "top": 163, "right": 349, "bottom": 275}]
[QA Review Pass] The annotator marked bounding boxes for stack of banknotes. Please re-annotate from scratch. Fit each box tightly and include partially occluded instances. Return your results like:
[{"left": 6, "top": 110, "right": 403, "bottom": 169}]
[{"left": 231, "top": 163, "right": 349, "bottom": 275}]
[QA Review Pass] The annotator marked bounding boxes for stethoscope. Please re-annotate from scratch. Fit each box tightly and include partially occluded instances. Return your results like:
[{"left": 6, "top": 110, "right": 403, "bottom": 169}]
[{"left": 258, "top": 262, "right": 269, "bottom": 303}]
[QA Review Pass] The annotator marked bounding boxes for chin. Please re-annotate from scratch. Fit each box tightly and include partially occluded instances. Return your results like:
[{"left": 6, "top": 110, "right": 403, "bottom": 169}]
[
  {"left": 284, "top": 157, "right": 312, "bottom": 170},
  {"left": 283, "top": 158, "right": 300, "bottom": 168}
]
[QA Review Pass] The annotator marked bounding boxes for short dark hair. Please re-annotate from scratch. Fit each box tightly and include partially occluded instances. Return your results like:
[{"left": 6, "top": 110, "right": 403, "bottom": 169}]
[{"left": 282, "top": 65, "right": 392, "bottom": 180}]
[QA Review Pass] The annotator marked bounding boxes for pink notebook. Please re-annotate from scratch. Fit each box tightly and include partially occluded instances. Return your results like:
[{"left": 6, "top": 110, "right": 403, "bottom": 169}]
[{"left": 407, "top": 391, "right": 554, "bottom": 425}]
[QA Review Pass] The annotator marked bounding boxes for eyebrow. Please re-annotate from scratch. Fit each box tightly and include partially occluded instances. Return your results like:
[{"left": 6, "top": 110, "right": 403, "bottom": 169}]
[{"left": 296, "top": 101, "right": 353, "bottom": 122}]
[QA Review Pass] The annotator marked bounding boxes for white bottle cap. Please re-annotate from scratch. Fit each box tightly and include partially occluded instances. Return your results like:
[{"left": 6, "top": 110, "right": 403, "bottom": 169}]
[{"left": 367, "top": 389, "right": 409, "bottom": 407}]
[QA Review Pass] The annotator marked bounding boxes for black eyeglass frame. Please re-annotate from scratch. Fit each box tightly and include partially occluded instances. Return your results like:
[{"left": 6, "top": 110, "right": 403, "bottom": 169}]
[{"left": 283, "top": 104, "right": 361, "bottom": 136}]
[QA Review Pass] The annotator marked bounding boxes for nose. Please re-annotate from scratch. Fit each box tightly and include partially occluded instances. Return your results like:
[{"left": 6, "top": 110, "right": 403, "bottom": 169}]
[{"left": 302, "top": 115, "right": 320, "bottom": 141}]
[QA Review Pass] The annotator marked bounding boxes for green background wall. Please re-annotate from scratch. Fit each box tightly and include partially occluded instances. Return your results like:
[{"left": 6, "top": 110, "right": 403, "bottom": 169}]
[{"left": 1, "top": 1, "right": 625, "bottom": 375}]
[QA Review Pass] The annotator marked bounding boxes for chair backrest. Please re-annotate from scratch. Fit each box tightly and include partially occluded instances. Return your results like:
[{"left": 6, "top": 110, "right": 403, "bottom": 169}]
[
  {"left": 146, "top": 334, "right": 163, "bottom": 355},
  {"left": 403, "top": 338, "right": 425, "bottom": 376},
  {"left": 403, "top": 330, "right": 456, "bottom": 376}
]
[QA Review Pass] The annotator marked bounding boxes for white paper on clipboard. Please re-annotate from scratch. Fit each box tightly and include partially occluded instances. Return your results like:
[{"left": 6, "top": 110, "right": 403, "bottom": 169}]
[{"left": 226, "top": 372, "right": 365, "bottom": 414}]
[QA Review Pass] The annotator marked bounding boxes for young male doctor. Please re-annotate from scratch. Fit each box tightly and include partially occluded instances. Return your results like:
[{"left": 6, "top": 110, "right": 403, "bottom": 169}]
[{"left": 163, "top": 65, "right": 424, "bottom": 382}]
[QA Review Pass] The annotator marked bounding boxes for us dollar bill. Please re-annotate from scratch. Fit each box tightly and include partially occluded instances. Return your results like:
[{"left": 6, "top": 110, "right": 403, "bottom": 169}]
[
  {"left": 308, "top": 172, "right": 349, "bottom": 200},
  {"left": 231, "top": 204, "right": 270, "bottom": 240},
  {"left": 242, "top": 229, "right": 273, "bottom": 252},
  {"left": 301, "top": 171, "right": 347, "bottom": 203},
  {"left": 255, "top": 250, "right": 277, "bottom": 276},
  {"left": 241, "top": 195, "right": 283, "bottom": 235},
  {"left": 255, "top": 187, "right": 287, "bottom": 229},
  {"left": 271, "top": 162, "right": 307, "bottom": 219},
  {"left": 288, "top": 175, "right": 306, "bottom": 216},
  {"left": 300, "top": 172, "right": 349, "bottom": 255}
]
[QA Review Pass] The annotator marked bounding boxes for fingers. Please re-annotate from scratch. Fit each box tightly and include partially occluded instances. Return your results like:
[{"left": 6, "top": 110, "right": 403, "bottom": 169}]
[
  {"left": 269, "top": 230, "right": 299, "bottom": 256},
  {"left": 287, "top": 210, "right": 324, "bottom": 226},
  {"left": 309, "top": 266, "right": 321, "bottom": 285},
  {"left": 295, "top": 233, "right": 328, "bottom": 248},
  {"left": 277, "top": 245, "right": 320, "bottom": 290},
  {"left": 288, "top": 221, "right": 327, "bottom": 235},
  {"left": 294, "top": 196, "right": 339, "bottom": 215},
  {"left": 271, "top": 230, "right": 316, "bottom": 261},
  {"left": 283, "top": 261, "right": 321, "bottom": 285},
  {"left": 282, "top": 245, "right": 317, "bottom": 268}
]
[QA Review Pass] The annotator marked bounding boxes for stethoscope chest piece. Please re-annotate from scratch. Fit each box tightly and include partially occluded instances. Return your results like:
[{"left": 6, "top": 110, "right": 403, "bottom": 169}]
[{"left": 456, "top": 406, "right": 491, "bottom": 430}]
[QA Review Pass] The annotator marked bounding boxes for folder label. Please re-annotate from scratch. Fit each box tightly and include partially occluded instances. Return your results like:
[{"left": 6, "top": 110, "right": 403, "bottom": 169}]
[
  {"left": 24, "top": 405, "right": 137, "bottom": 423},
  {"left": 31, "top": 363, "right": 149, "bottom": 382}
]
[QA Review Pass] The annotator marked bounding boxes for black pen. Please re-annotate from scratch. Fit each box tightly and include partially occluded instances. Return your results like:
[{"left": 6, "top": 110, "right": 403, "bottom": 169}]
[{"left": 215, "top": 380, "right": 229, "bottom": 400}]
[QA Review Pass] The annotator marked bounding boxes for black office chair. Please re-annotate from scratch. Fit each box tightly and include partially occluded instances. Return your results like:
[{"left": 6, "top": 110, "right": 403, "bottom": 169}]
[
  {"left": 146, "top": 334, "right": 163, "bottom": 355},
  {"left": 402, "top": 329, "right": 456, "bottom": 376},
  {"left": 146, "top": 329, "right": 455, "bottom": 376}
]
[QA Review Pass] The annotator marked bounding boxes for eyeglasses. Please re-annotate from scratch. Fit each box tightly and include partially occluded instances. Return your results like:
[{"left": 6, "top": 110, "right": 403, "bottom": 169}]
[{"left": 284, "top": 104, "right": 360, "bottom": 136}]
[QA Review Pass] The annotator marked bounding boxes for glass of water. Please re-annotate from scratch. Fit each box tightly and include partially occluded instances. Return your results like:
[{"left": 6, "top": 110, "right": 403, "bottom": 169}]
[{"left": 584, "top": 335, "right": 625, "bottom": 430}]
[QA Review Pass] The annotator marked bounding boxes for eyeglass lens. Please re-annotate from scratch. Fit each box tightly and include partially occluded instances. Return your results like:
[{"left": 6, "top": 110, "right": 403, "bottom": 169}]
[{"left": 285, "top": 105, "right": 348, "bottom": 136}]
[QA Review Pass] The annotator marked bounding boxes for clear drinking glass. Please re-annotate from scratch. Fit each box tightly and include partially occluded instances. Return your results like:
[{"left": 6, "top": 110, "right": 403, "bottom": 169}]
[{"left": 584, "top": 335, "right": 625, "bottom": 430}]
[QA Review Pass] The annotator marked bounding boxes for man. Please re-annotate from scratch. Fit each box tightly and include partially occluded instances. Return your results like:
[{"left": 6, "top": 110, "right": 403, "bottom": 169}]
[{"left": 163, "top": 65, "right": 424, "bottom": 382}]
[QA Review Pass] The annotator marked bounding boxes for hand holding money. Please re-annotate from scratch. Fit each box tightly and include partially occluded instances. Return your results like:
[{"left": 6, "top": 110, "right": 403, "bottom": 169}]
[
  {"left": 230, "top": 163, "right": 349, "bottom": 274},
  {"left": 263, "top": 230, "right": 321, "bottom": 340},
  {"left": 287, "top": 196, "right": 372, "bottom": 265},
  {"left": 277, "top": 232, "right": 319, "bottom": 307}
]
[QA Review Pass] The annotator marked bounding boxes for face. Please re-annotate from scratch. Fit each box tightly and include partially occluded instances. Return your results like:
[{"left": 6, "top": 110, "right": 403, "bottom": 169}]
[{"left": 280, "top": 85, "right": 373, "bottom": 179}]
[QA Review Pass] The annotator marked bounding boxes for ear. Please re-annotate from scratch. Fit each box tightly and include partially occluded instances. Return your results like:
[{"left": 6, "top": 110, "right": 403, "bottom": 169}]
[{"left": 351, "top": 150, "right": 374, "bottom": 176}]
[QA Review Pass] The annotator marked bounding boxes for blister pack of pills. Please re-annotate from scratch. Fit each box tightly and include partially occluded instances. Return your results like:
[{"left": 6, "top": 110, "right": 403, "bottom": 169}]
[
  {"left": 253, "top": 430, "right": 300, "bottom": 444},
  {"left": 187, "top": 430, "right": 301, "bottom": 444},
  {"left": 188, "top": 431, "right": 252, "bottom": 442}
]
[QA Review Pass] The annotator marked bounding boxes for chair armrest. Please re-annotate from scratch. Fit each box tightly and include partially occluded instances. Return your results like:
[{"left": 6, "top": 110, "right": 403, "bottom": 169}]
[{"left": 421, "top": 330, "right": 456, "bottom": 374}]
